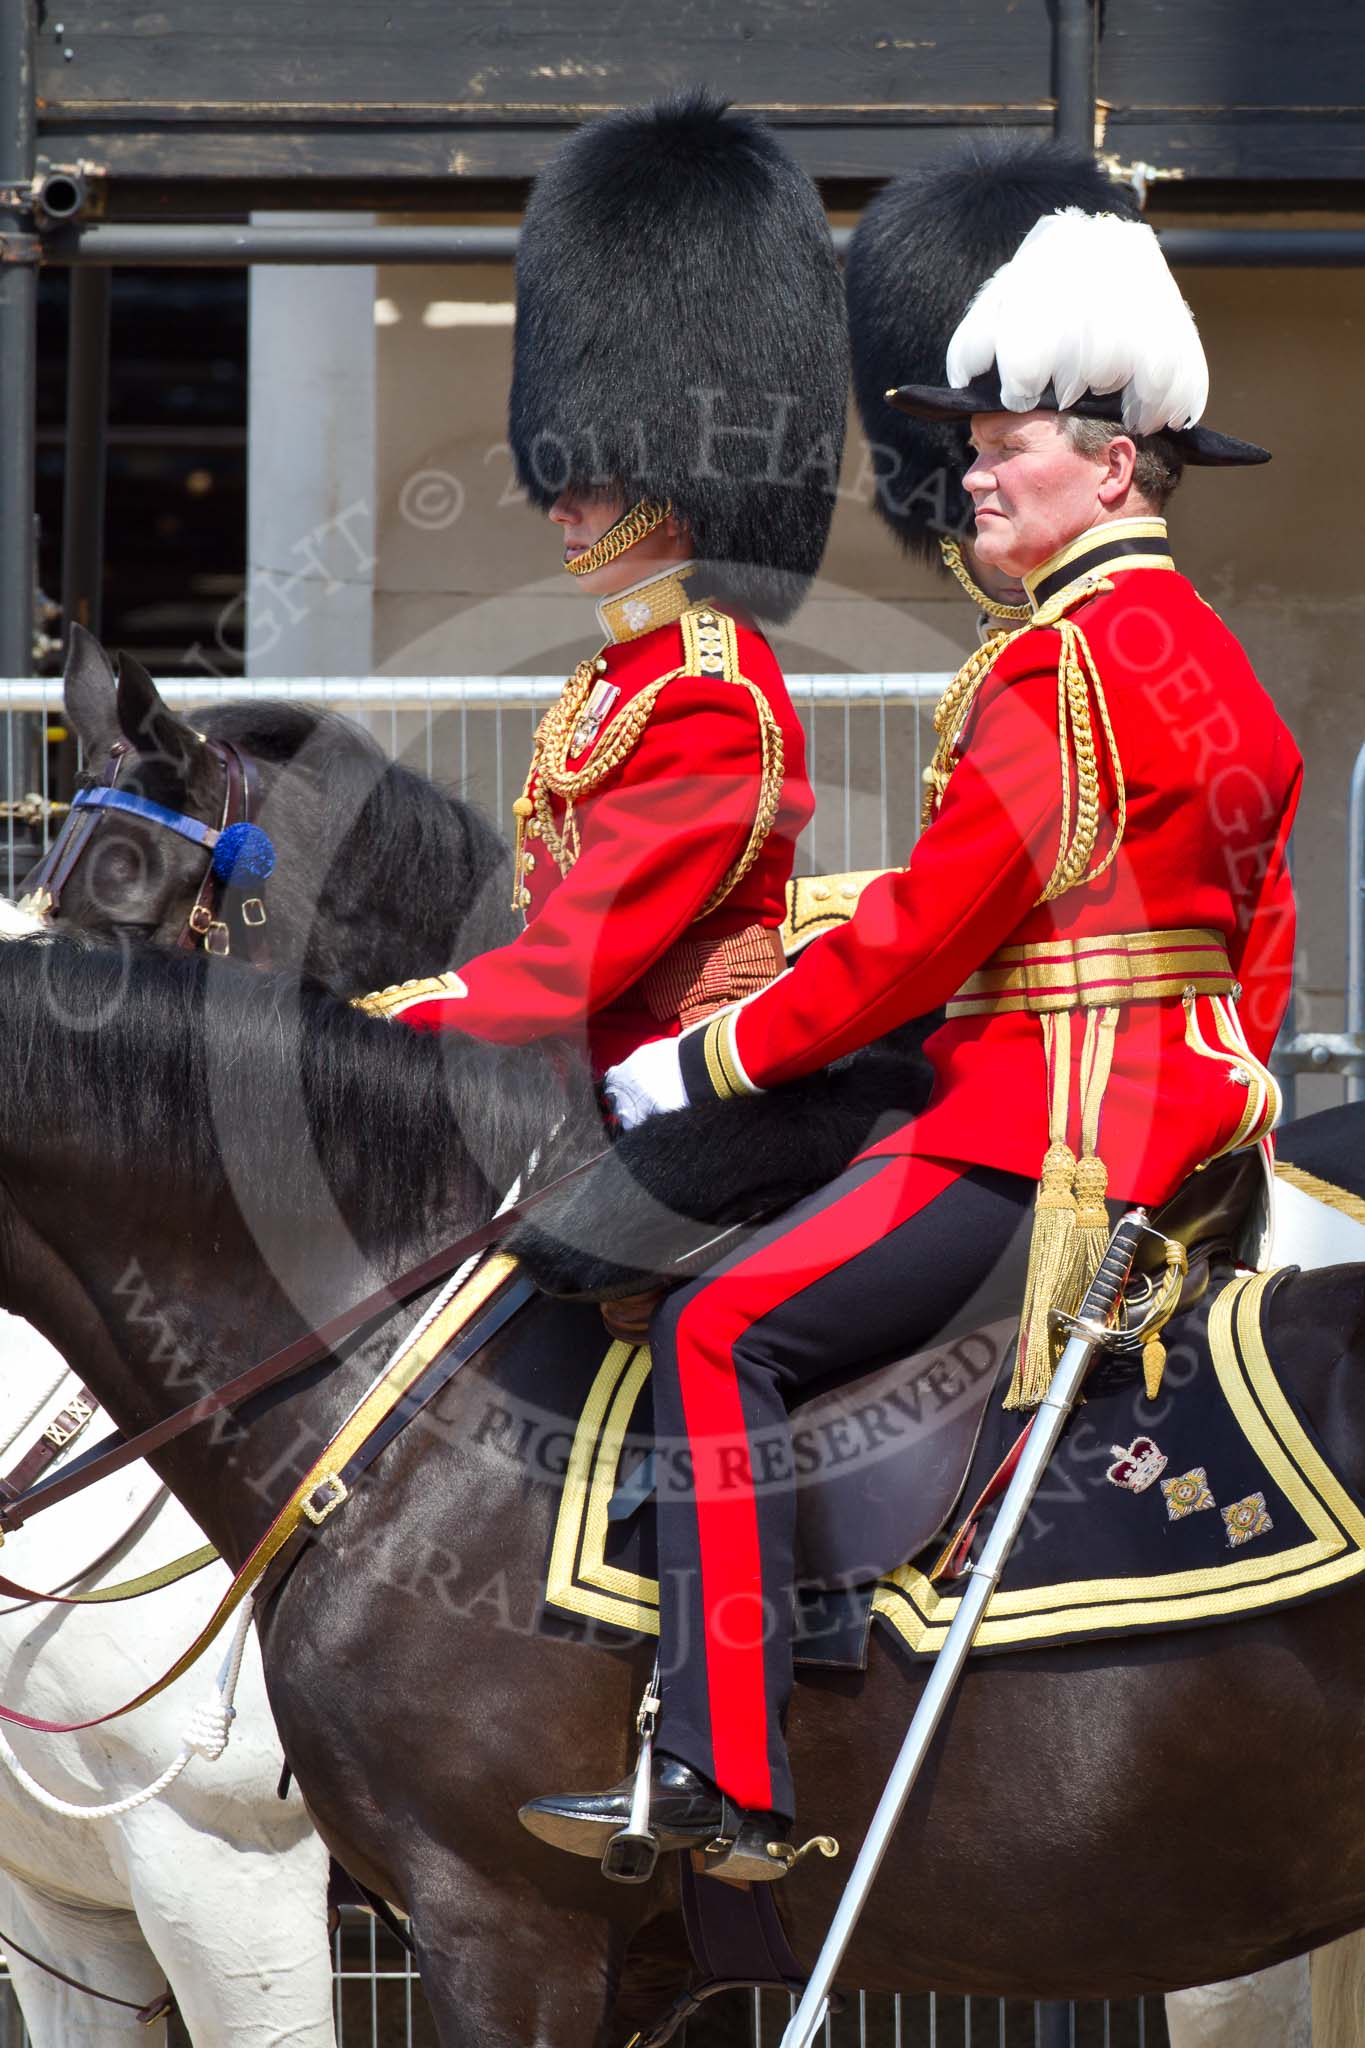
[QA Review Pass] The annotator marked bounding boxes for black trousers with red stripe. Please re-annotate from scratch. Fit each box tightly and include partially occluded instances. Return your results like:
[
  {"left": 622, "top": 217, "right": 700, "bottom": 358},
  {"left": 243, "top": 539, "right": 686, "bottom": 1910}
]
[{"left": 649, "top": 1151, "right": 1036, "bottom": 1823}]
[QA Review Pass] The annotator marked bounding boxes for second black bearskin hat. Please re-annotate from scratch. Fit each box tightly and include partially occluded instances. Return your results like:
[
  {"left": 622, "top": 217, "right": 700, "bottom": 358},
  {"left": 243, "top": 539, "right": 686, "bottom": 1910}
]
[
  {"left": 846, "top": 141, "right": 1139, "bottom": 563},
  {"left": 509, "top": 92, "right": 848, "bottom": 624}
]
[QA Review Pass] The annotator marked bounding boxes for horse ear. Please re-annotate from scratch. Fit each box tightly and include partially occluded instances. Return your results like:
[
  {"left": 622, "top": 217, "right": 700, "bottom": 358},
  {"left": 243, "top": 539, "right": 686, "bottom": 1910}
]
[
  {"left": 115, "top": 654, "right": 204, "bottom": 778},
  {"left": 63, "top": 623, "right": 122, "bottom": 759}
]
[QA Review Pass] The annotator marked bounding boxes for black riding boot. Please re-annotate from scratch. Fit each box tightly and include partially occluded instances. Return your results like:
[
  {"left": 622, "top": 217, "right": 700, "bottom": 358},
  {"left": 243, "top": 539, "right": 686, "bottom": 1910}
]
[{"left": 518, "top": 1753, "right": 792, "bottom": 1881}]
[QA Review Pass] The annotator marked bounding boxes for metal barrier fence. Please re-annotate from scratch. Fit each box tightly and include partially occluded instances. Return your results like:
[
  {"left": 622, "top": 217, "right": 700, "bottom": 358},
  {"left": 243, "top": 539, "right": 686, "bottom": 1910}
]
[
  {"left": 2, "top": 678, "right": 1359, "bottom": 1116},
  {"left": 0, "top": 1915, "right": 1171, "bottom": 2046},
  {"left": 0, "top": 674, "right": 946, "bottom": 896}
]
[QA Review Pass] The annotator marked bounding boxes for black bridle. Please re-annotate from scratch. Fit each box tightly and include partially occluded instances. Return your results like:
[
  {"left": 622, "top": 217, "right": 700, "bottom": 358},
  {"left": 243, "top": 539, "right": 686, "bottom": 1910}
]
[{"left": 19, "top": 734, "right": 273, "bottom": 962}]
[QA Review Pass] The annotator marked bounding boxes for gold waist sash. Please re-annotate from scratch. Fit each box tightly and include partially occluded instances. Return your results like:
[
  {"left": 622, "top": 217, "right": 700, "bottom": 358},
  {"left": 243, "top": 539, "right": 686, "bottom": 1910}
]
[{"left": 947, "top": 927, "right": 1235, "bottom": 1019}]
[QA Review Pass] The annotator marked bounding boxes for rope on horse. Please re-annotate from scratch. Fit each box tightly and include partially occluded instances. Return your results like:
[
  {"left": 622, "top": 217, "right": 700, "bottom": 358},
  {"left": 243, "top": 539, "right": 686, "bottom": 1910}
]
[
  {"left": 0, "top": 1362, "right": 73, "bottom": 1462},
  {"left": 0, "top": 1594, "right": 255, "bottom": 1822}
]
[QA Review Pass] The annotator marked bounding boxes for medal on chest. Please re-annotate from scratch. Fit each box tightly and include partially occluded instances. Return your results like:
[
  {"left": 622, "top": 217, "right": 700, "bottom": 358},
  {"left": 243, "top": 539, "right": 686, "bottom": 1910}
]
[{"left": 569, "top": 678, "right": 621, "bottom": 757}]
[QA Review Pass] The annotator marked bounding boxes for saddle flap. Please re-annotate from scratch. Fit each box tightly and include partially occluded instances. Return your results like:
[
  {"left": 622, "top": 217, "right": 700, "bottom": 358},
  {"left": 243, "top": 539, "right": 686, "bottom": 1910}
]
[{"left": 789, "top": 1319, "right": 1014, "bottom": 1588}]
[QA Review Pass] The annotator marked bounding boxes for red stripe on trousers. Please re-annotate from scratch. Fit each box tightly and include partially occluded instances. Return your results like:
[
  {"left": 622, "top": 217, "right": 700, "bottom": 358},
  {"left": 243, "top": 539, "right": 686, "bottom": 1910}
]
[{"left": 672, "top": 1152, "right": 963, "bottom": 1811}]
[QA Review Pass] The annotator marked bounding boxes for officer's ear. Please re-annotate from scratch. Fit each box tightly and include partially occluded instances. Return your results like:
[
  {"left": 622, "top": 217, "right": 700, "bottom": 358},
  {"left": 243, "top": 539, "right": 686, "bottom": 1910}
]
[{"left": 1097, "top": 434, "right": 1138, "bottom": 506}]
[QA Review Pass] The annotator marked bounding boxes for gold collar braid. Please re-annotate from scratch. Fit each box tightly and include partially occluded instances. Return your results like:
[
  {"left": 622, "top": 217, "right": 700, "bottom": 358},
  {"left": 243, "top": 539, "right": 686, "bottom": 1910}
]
[{"left": 564, "top": 499, "right": 672, "bottom": 578}]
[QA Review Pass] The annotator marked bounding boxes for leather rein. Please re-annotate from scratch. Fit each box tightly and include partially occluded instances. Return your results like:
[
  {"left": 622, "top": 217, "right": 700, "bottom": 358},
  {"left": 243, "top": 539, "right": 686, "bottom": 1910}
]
[
  {"left": 19, "top": 731, "right": 272, "bottom": 963},
  {"left": 0, "top": 1151, "right": 605, "bottom": 1538}
]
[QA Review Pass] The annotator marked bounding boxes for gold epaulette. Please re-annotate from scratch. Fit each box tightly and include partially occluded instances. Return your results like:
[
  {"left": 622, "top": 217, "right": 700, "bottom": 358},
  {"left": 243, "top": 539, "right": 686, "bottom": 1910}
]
[
  {"left": 350, "top": 971, "right": 467, "bottom": 1021},
  {"left": 782, "top": 870, "right": 887, "bottom": 956},
  {"left": 679, "top": 603, "right": 742, "bottom": 684}
]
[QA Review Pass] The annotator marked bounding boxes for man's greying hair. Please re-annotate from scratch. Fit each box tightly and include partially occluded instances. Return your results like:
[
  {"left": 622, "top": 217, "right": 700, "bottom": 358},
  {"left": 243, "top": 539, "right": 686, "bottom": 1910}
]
[{"left": 1062, "top": 416, "right": 1186, "bottom": 512}]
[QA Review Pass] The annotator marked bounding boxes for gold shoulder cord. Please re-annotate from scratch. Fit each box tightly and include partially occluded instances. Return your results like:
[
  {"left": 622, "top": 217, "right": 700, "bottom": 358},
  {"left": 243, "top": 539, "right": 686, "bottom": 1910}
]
[
  {"left": 920, "top": 577, "right": 1126, "bottom": 905},
  {"left": 510, "top": 604, "right": 785, "bottom": 921}
]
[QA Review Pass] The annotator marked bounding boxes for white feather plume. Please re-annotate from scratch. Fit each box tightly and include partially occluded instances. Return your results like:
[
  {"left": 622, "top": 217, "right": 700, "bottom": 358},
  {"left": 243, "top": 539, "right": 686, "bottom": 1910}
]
[{"left": 944, "top": 210, "right": 1209, "bottom": 435}]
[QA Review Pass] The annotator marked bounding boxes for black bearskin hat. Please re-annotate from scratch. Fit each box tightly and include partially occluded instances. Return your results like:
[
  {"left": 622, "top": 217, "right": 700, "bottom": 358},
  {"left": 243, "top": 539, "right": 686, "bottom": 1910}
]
[
  {"left": 509, "top": 92, "right": 848, "bottom": 624},
  {"left": 846, "top": 141, "right": 1140, "bottom": 563}
]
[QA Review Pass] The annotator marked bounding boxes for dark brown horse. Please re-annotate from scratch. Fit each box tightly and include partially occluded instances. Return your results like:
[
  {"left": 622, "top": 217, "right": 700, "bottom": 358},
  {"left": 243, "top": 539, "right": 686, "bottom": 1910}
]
[
  {"left": 57, "top": 624, "right": 516, "bottom": 990},
  {"left": 0, "top": 935, "right": 1363, "bottom": 2044}
]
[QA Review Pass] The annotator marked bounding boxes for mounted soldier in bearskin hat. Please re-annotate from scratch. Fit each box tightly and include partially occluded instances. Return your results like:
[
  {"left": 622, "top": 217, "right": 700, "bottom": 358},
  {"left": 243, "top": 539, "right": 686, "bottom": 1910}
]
[
  {"left": 521, "top": 151, "right": 1303, "bottom": 1880},
  {"left": 361, "top": 92, "right": 846, "bottom": 1076}
]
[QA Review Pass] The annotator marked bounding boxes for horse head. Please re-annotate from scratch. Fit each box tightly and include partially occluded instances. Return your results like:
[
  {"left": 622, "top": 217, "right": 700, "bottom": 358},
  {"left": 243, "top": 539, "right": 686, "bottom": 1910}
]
[
  {"left": 58, "top": 623, "right": 238, "bottom": 954},
  {"left": 57, "top": 626, "right": 516, "bottom": 995}
]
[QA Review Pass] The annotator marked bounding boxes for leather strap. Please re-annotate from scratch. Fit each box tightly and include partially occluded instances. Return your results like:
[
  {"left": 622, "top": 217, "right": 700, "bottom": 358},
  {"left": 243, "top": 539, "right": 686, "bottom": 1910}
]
[
  {"left": 0, "top": 1918, "right": 172, "bottom": 2025},
  {"left": 0, "top": 1383, "right": 98, "bottom": 1505},
  {"left": 0, "top": 1254, "right": 527, "bottom": 1734},
  {"left": 0, "top": 1148, "right": 606, "bottom": 1534},
  {"left": 19, "top": 737, "right": 134, "bottom": 914}
]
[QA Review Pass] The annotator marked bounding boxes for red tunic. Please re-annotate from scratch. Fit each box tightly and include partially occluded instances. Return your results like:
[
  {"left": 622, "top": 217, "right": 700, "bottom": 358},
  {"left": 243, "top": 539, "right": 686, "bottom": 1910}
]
[
  {"left": 703, "top": 561, "right": 1301, "bottom": 1203},
  {"left": 396, "top": 607, "right": 813, "bottom": 1074}
]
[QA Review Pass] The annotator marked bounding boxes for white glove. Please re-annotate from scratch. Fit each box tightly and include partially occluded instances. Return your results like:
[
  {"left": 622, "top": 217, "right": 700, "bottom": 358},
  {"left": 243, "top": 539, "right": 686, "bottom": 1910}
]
[{"left": 603, "top": 1036, "right": 689, "bottom": 1130}]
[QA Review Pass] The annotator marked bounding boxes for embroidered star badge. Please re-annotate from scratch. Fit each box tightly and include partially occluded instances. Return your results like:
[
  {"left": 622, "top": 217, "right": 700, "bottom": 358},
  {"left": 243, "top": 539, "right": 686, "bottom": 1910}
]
[
  {"left": 1161, "top": 1467, "right": 1216, "bottom": 1521},
  {"left": 1222, "top": 1491, "right": 1274, "bottom": 1548}
]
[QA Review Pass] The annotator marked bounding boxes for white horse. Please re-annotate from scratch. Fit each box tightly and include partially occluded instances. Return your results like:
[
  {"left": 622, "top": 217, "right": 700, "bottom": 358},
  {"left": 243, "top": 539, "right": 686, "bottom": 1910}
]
[
  {"left": 0, "top": 1313, "right": 336, "bottom": 2046},
  {"left": 1165, "top": 1143, "right": 1365, "bottom": 2048},
  {"left": 0, "top": 901, "right": 335, "bottom": 2046}
]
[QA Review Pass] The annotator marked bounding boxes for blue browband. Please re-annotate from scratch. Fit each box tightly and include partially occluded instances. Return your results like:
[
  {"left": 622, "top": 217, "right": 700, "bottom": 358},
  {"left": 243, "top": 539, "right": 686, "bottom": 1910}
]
[
  {"left": 71, "top": 785, "right": 220, "bottom": 852},
  {"left": 70, "top": 786, "right": 277, "bottom": 885}
]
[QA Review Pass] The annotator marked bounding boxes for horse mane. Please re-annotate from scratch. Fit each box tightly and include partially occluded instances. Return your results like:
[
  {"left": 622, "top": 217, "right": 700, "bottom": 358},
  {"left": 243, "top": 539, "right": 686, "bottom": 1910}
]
[
  {"left": 0, "top": 938, "right": 596, "bottom": 1261},
  {"left": 193, "top": 701, "right": 517, "bottom": 995}
]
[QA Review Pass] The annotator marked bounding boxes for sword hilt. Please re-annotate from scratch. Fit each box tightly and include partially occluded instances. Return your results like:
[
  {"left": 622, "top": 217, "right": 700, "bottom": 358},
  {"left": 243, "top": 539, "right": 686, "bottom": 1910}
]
[{"left": 1082, "top": 1208, "right": 1147, "bottom": 1324}]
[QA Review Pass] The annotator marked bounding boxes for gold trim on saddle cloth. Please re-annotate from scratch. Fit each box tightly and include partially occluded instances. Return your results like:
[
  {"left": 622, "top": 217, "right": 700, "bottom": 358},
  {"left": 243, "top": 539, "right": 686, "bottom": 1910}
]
[
  {"left": 946, "top": 928, "right": 1234, "bottom": 1017},
  {"left": 545, "top": 1339, "right": 660, "bottom": 1635},
  {"left": 1274, "top": 1162, "right": 1365, "bottom": 1227},
  {"left": 872, "top": 1270, "right": 1365, "bottom": 1656}
]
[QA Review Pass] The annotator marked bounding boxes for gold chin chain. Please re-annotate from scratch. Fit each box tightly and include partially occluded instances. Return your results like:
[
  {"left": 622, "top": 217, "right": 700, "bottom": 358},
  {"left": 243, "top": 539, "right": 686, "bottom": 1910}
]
[
  {"left": 565, "top": 499, "right": 672, "bottom": 578},
  {"left": 939, "top": 536, "right": 1032, "bottom": 622}
]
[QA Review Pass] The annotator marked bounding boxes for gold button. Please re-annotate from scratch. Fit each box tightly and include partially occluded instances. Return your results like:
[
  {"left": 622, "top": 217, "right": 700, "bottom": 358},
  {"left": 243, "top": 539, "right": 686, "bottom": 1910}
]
[
  {"left": 522, "top": 853, "right": 536, "bottom": 873},
  {"left": 520, "top": 888, "right": 532, "bottom": 909},
  {"left": 594, "top": 656, "right": 608, "bottom": 673},
  {"left": 812, "top": 885, "right": 830, "bottom": 902}
]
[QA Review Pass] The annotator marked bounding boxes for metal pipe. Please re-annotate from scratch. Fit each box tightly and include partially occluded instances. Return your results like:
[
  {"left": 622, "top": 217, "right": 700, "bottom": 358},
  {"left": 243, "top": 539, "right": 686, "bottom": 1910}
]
[
  {"left": 0, "top": 674, "right": 952, "bottom": 712},
  {"left": 1158, "top": 228, "right": 1365, "bottom": 267},
  {"left": 1348, "top": 741, "right": 1365, "bottom": 1106},
  {"left": 39, "top": 222, "right": 1365, "bottom": 268},
  {"left": 0, "top": 0, "right": 37, "bottom": 682},
  {"left": 44, "top": 224, "right": 525, "bottom": 266},
  {"left": 1053, "top": 0, "right": 1097, "bottom": 152},
  {"left": 60, "top": 266, "right": 113, "bottom": 644}
]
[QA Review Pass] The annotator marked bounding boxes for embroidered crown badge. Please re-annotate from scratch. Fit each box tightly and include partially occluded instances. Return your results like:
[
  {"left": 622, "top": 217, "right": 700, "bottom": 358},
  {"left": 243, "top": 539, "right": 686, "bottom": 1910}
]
[{"left": 1105, "top": 1437, "right": 1169, "bottom": 1493}]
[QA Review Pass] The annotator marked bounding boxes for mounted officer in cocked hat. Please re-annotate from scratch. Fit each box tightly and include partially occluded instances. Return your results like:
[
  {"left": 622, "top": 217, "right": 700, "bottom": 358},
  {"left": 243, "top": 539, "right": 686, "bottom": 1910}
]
[
  {"left": 847, "top": 137, "right": 1141, "bottom": 629},
  {"left": 521, "top": 153, "right": 1303, "bottom": 1880},
  {"left": 359, "top": 91, "right": 847, "bottom": 1078}
]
